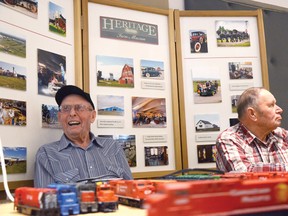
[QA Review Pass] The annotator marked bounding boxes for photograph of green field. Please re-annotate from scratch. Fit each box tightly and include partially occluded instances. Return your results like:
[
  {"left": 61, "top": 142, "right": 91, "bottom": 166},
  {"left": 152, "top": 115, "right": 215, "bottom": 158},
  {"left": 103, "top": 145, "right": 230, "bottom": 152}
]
[
  {"left": 0, "top": 61, "right": 26, "bottom": 91},
  {"left": 0, "top": 147, "right": 27, "bottom": 174},
  {"left": 0, "top": 32, "right": 26, "bottom": 58}
]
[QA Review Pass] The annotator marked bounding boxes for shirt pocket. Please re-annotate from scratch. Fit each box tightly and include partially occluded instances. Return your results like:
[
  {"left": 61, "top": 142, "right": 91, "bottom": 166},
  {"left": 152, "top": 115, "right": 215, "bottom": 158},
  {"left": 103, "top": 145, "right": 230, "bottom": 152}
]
[{"left": 54, "top": 168, "right": 81, "bottom": 183}]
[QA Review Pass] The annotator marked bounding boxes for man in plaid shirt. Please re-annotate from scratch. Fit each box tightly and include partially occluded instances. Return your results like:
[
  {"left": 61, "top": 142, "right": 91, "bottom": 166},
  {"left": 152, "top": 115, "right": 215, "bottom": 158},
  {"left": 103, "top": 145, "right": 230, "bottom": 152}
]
[{"left": 216, "top": 87, "right": 288, "bottom": 172}]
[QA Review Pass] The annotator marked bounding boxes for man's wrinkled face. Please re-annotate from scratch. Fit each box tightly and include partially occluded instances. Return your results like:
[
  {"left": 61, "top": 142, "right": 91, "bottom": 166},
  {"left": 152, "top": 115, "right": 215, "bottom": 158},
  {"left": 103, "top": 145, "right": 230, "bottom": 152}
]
[
  {"left": 256, "top": 89, "right": 283, "bottom": 131},
  {"left": 58, "top": 95, "right": 96, "bottom": 140}
]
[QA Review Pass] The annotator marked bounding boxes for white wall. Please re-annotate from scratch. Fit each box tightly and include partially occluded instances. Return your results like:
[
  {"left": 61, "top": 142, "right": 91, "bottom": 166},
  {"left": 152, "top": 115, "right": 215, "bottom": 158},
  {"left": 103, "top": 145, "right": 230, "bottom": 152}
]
[
  {"left": 246, "top": 0, "right": 288, "bottom": 8},
  {"left": 168, "top": 0, "right": 184, "bottom": 10},
  {"left": 168, "top": 0, "right": 288, "bottom": 10}
]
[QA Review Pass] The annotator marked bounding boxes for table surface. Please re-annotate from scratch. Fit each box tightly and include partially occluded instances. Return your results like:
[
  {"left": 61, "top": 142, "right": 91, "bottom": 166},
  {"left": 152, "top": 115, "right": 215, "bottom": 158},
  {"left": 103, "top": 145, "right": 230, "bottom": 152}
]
[{"left": 0, "top": 202, "right": 147, "bottom": 216}]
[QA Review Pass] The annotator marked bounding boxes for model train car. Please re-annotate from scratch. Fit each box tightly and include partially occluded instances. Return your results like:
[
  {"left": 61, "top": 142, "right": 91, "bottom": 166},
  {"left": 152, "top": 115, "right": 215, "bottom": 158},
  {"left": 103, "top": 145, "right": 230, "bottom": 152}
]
[
  {"left": 96, "top": 182, "right": 119, "bottom": 212},
  {"left": 145, "top": 177, "right": 288, "bottom": 216},
  {"left": 109, "top": 179, "right": 155, "bottom": 208},
  {"left": 14, "top": 182, "right": 118, "bottom": 216},
  {"left": 14, "top": 187, "right": 60, "bottom": 216}
]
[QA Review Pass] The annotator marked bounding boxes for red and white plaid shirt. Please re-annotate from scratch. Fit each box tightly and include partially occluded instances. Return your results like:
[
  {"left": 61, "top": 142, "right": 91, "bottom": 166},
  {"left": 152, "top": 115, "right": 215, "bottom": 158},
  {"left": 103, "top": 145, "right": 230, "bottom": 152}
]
[{"left": 216, "top": 123, "right": 288, "bottom": 172}]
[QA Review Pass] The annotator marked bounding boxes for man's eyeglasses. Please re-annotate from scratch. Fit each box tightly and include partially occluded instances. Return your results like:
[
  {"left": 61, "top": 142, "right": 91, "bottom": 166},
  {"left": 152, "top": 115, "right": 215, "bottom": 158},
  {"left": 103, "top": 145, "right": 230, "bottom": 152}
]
[{"left": 59, "top": 104, "right": 93, "bottom": 113}]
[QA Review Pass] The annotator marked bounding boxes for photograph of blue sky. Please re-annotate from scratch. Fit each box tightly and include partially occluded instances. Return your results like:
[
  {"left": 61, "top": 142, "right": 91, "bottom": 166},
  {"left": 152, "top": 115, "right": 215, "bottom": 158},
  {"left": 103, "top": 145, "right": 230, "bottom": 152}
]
[{"left": 3, "top": 147, "right": 27, "bottom": 161}]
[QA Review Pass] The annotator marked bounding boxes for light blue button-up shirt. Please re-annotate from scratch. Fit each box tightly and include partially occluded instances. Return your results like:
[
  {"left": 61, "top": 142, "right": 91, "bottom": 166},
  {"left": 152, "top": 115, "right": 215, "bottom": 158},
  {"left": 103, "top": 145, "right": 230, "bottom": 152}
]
[{"left": 34, "top": 133, "right": 133, "bottom": 188}]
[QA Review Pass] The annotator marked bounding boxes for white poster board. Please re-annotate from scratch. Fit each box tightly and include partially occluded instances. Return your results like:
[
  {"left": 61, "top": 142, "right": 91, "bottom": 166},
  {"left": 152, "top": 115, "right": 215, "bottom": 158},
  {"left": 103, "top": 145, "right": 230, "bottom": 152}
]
[
  {"left": 0, "top": 0, "right": 75, "bottom": 185},
  {"left": 85, "top": 0, "right": 181, "bottom": 177},
  {"left": 175, "top": 10, "right": 267, "bottom": 169}
]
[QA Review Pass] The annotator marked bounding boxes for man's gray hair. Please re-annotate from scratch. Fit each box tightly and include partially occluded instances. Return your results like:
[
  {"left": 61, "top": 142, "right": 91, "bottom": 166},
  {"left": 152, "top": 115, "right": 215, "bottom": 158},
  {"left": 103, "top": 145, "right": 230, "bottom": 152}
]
[{"left": 237, "top": 87, "right": 265, "bottom": 119}]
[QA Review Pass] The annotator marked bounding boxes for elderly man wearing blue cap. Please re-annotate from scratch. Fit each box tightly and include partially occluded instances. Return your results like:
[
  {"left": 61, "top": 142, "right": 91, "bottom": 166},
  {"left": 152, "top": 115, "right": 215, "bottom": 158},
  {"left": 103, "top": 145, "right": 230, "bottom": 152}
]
[{"left": 34, "top": 85, "right": 133, "bottom": 188}]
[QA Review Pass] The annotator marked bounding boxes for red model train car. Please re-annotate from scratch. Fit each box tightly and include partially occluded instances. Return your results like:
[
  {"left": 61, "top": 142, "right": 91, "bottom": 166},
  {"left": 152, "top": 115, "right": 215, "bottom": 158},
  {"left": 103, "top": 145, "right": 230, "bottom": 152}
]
[
  {"left": 96, "top": 182, "right": 118, "bottom": 212},
  {"left": 109, "top": 179, "right": 155, "bottom": 208},
  {"left": 145, "top": 177, "right": 288, "bottom": 216},
  {"left": 14, "top": 187, "right": 60, "bottom": 216}
]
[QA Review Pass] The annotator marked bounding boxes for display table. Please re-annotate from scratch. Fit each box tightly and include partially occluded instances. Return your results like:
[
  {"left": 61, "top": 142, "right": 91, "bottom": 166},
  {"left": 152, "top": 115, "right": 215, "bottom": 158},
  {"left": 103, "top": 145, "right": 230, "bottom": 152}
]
[{"left": 0, "top": 202, "right": 147, "bottom": 216}]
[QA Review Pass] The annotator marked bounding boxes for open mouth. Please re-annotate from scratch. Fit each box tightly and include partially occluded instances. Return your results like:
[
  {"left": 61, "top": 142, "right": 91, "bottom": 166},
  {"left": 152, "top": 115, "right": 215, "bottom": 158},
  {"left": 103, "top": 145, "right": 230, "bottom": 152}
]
[{"left": 68, "top": 121, "right": 80, "bottom": 126}]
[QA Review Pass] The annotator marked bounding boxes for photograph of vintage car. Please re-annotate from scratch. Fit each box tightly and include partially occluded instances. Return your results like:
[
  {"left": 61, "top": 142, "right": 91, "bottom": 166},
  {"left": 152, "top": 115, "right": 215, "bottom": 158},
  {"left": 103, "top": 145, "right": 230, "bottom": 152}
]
[
  {"left": 192, "top": 67, "right": 222, "bottom": 104},
  {"left": 216, "top": 20, "right": 250, "bottom": 47},
  {"left": 189, "top": 30, "right": 208, "bottom": 53},
  {"left": 196, "top": 81, "right": 218, "bottom": 96},
  {"left": 140, "top": 59, "right": 164, "bottom": 80}
]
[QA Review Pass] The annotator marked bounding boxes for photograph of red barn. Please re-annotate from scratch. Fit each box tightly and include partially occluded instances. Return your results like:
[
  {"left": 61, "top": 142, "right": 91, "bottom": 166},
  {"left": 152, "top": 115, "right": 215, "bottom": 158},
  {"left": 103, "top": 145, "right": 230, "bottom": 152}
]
[
  {"left": 49, "top": 2, "right": 66, "bottom": 36},
  {"left": 97, "top": 55, "right": 134, "bottom": 88}
]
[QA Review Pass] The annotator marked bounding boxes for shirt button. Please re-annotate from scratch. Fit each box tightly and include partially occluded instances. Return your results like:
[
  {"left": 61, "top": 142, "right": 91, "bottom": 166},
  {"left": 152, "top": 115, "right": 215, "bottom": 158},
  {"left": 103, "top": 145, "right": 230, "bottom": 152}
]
[
  {"left": 66, "top": 178, "right": 68, "bottom": 181},
  {"left": 90, "top": 166, "right": 93, "bottom": 169}
]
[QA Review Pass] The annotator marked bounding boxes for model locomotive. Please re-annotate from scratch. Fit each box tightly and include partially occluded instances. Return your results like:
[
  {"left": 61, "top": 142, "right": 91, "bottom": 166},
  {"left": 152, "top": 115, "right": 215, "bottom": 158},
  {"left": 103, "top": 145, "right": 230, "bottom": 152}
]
[
  {"left": 14, "top": 182, "right": 118, "bottom": 216},
  {"left": 145, "top": 174, "right": 288, "bottom": 216},
  {"left": 109, "top": 179, "right": 156, "bottom": 208}
]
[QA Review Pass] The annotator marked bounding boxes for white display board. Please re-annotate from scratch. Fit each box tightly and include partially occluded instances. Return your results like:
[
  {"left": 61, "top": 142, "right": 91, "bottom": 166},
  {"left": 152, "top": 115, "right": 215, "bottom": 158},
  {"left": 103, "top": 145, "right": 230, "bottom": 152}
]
[
  {"left": 0, "top": 0, "right": 75, "bottom": 184},
  {"left": 84, "top": 0, "right": 180, "bottom": 177},
  {"left": 175, "top": 10, "right": 267, "bottom": 169}
]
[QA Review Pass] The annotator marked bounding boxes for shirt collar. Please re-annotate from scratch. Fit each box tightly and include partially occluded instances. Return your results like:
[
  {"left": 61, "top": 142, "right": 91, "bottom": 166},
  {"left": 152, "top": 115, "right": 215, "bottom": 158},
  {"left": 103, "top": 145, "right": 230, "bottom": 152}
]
[
  {"left": 57, "top": 132, "right": 104, "bottom": 151},
  {"left": 239, "top": 122, "right": 275, "bottom": 145}
]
